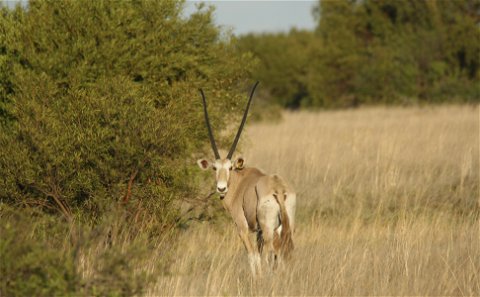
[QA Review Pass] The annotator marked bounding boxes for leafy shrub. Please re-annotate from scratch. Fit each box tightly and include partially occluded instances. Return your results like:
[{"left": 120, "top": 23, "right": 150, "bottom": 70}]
[
  {"left": 0, "top": 208, "right": 79, "bottom": 296},
  {"left": 0, "top": 204, "right": 169, "bottom": 297},
  {"left": 0, "top": 1, "right": 255, "bottom": 294},
  {"left": 0, "top": 0, "right": 254, "bottom": 224}
]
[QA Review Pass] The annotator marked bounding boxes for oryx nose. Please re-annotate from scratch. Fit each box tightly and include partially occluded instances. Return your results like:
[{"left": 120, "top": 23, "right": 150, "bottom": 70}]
[{"left": 217, "top": 187, "right": 226, "bottom": 193}]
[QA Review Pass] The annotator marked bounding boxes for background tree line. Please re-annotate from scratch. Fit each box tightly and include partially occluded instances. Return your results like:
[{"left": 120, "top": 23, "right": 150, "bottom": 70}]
[{"left": 238, "top": 0, "right": 479, "bottom": 108}]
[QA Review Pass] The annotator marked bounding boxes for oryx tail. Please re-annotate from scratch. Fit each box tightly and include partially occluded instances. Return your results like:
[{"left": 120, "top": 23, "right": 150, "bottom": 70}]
[{"left": 272, "top": 186, "right": 294, "bottom": 259}]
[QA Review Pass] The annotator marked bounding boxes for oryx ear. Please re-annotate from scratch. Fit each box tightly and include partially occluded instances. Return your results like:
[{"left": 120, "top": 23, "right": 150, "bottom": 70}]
[
  {"left": 234, "top": 157, "right": 245, "bottom": 170},
  {"left": 197, "top": 159, "right": 211, "bottom": 170}
]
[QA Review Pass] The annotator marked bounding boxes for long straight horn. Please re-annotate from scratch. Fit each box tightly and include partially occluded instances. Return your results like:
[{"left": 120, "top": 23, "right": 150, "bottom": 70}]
[
  {"left": 227, "top": 81, "right": 259, "bottom": 160},
  {"left": 200, "top": 89, "right": 220, "bottom": 160}
]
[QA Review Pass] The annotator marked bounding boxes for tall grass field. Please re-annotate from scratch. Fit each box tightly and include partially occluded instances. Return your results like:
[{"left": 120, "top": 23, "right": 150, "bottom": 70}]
[{"left": 151, "top": 105, "right": 479, "bottom": 296}]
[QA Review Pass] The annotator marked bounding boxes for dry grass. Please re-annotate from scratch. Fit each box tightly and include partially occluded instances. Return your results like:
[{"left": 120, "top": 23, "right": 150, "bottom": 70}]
[{"left": 151, "top": 105, "right": 479, "bottom": 296}]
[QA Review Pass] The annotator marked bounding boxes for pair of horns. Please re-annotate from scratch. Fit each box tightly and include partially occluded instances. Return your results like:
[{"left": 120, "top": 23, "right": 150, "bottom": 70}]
[{"left": 200, "top": 81, "right": 259, "bottom": 160}]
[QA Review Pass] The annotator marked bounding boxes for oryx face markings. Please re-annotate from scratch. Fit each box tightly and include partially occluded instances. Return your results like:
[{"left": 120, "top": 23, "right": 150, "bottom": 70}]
[
  {"left": 197, "top": 157, "right": 242, "bottom": 198},
  {"left": 213, "top": 159, "right": 232, "bottom": 197}
]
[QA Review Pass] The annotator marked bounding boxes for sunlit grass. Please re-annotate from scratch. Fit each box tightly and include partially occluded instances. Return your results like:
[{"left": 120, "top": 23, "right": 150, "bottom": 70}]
[{"left": 150, "top": 105, "right": 479, "bottom": 296}]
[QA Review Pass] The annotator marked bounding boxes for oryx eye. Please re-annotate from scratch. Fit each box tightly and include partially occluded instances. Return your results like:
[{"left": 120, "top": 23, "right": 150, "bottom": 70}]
[
  {"left": 212, "top": 166, "right": 217, "bottom": 171},
  {"left": 229, "top": 166, "right": 233, "bottom": 171}
]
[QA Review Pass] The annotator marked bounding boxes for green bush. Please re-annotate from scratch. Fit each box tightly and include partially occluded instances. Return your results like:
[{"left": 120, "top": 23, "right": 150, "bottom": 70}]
[
  {"left": 0, "top": 0, "right": 253, "bottom": 224},
  {"left": 0, "top": 208, "right": 79, "bottom": 296},
  {"left": 0, "top": 1, "right": 254, "bottom": 294},
  {"left": 0, "top": 205, "right": 167, "bottom": 297}
]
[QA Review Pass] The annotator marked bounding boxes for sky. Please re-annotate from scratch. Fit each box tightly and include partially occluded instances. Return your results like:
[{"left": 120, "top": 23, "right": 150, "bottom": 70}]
[
  {"left": 185, "top": 1, "right": 317, "bottom": 35},
  {"left": 5, "top": 0, "right": 318, "bottom": 36}
]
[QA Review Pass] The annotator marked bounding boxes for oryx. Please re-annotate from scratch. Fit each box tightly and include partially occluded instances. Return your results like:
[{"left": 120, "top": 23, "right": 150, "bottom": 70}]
[{"left": 196, "top": 82, "right": 296, "bottom": 276}]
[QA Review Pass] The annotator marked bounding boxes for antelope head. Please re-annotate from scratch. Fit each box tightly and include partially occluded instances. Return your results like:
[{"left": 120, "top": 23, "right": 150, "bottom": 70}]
[{"left": 197, "top": 82, "right": 259, "bottom": 198}]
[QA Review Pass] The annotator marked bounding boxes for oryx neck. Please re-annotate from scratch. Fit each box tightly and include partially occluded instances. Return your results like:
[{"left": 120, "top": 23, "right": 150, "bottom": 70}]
[{"left": 222, "top": 169, "right": 244, "bottom": 204}]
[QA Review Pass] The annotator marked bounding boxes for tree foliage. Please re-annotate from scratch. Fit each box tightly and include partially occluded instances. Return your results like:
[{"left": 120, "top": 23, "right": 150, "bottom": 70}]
[
  {"left": 1, "top": 0, "right": 255, "bottom": 294},
  {"left": 0, "top": 0, "right": 253, "bottom": 224},
  {"left": 237, "top": 30, "right": 314, "bottom": 109},
  {"left": 239, "top": 0, "right": 480, "bottom": 108}
]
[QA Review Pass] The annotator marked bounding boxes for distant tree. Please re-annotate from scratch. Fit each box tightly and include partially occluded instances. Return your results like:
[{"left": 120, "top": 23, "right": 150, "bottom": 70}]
[
  {"left": 237, "top": 29, "right": 314, "bottom": 109},
  {"left": 308, "top": 0, "right": 364, "bottom": 107}
]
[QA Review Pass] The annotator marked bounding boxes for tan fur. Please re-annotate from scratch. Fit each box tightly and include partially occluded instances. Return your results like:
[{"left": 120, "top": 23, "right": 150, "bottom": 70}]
[
  {"left": 222, "top": 166, "right": 266, "bottom": 232},
  {"left": 197, "top": 160, "right": 295, "bottom": 275}
]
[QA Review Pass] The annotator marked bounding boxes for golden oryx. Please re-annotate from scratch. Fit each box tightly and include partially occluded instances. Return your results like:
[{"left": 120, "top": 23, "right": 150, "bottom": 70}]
[{"left": 196, "top": 82, "right": 296, "bottom": 276}]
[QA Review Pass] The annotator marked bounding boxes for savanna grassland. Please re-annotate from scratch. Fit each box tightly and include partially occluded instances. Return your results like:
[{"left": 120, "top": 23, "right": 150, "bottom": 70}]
[{"left": 151, "top": 105, "right": 479, "bottom": 296}]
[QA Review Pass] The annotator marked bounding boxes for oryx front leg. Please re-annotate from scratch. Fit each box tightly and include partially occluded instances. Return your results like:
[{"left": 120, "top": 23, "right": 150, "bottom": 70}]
[
  {"left": 238, "top": 227, "right": 261, "bottom": 276},
  {"left": 257, "top": 194, "right": 280, "bottom": 270}
]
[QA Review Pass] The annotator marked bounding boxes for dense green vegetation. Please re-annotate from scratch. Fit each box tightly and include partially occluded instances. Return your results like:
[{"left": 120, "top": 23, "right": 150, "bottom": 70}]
[
  {"left": 0, "top": 0, "right": 253, "bottom": 295},
  {"left": 239, "top": 0, "right": 479, "bottom": 108}
]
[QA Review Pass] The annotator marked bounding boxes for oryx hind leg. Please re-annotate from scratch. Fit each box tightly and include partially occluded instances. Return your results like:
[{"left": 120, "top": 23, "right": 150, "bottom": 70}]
[{"left": 257, "top": 193, "right": 280, "bottom": 270}]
